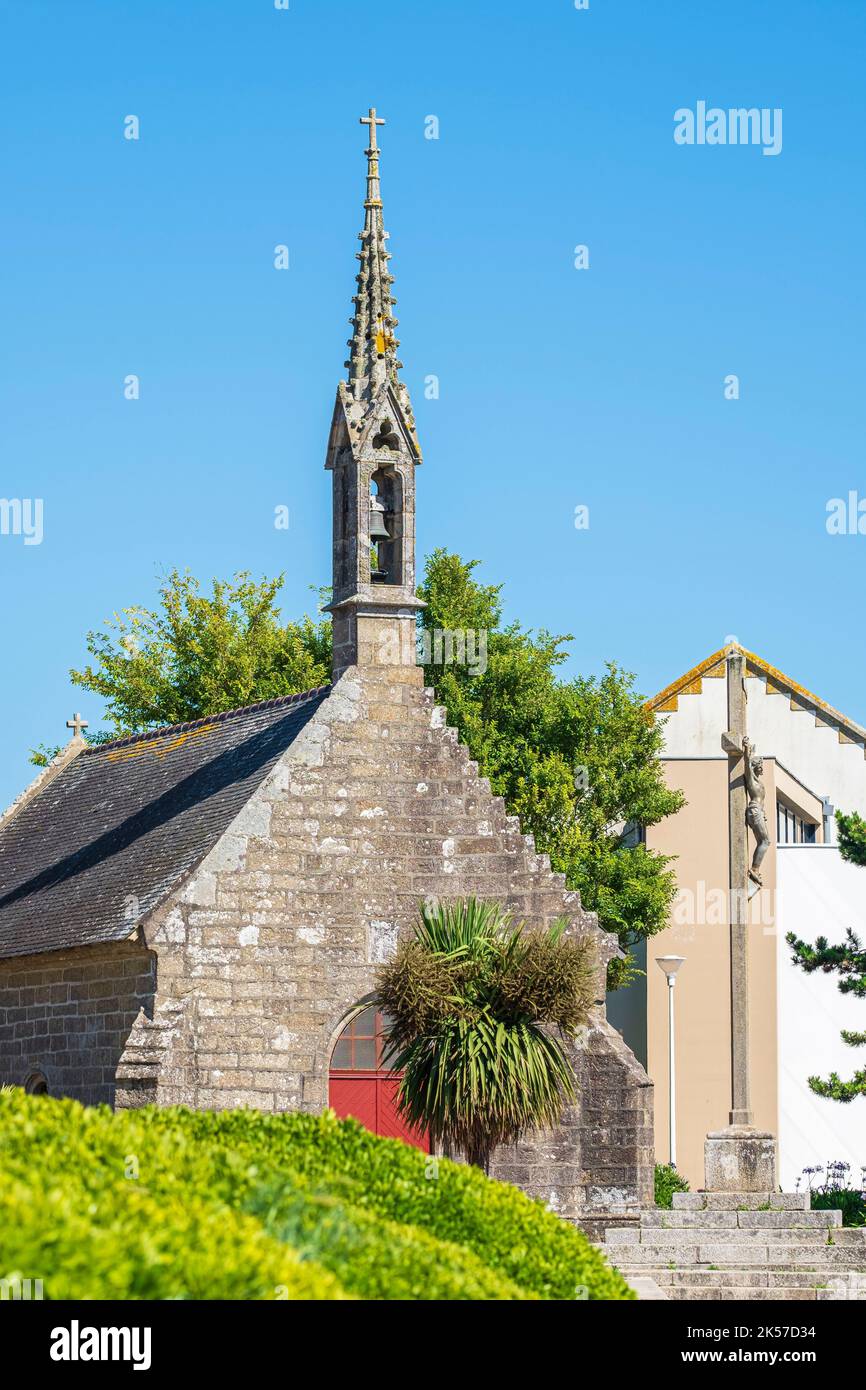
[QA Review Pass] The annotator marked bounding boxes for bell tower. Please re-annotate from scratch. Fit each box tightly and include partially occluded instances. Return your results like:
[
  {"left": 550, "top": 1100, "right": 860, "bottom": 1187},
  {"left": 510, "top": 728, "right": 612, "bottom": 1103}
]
[{"left": 325, "top": 108, "right": 424, "bottom": 678}]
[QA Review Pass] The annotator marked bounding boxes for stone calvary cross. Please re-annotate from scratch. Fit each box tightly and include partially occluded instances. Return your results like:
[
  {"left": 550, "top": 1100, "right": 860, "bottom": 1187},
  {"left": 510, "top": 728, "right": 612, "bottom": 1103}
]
[{"left": 705, "top": 648, "right": 777, "bottom": 1191}]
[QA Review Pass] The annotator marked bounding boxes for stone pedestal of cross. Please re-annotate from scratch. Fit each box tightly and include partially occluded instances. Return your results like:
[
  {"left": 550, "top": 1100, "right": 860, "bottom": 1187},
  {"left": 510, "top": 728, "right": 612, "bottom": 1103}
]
[{"left": 704, "top": 649, "right": 777, "bottom": 1191}]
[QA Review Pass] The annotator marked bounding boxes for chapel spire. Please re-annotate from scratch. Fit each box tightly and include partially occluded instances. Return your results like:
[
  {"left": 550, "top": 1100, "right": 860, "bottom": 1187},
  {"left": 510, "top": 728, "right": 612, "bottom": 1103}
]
[
  {"left": 324, "top": 108, "right": 424, "bottom": 680},
  {"left": 346, "top": 107, "right": 402, "bottom": 401}
]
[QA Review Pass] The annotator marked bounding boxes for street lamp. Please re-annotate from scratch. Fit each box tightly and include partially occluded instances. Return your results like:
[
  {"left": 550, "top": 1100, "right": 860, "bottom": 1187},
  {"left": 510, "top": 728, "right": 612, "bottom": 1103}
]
[{"left": 655, "top": 955, "right": 686, "bottom": 1168}]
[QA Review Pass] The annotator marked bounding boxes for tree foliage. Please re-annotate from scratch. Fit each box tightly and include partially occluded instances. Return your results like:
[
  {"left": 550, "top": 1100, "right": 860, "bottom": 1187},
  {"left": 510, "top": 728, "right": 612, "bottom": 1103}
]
[
  {"left": 30, "top": 570, "right": 331, "bottom": 763},
  {"left": 786, "top": 810, "right": 866, "bottom": 1103},
  {"left": 371, "top": 897, "right": 596, "bottom": 1171},
  {"left": 417, "top": 551, "right": 684, "bottom": 987}
]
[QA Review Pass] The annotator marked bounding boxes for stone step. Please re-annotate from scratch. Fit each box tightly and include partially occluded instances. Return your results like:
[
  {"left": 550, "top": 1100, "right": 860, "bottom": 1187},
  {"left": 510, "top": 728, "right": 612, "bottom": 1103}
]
[
  {"left": 614, "top": 1271, "right": 866, "bottom": 1301},
  {"left": 608, "top": 1242, "right": 866, "bottom": 1267},
  {"left": 673, "top": 1192, "right": 809, "bottom": 1211},
  {"left": 636, "top": 1209, "right": 841, "bottom": 1229},
  {"left": 664, "top": 1286, "right": 830, "bottom": 1302},
  {"left": 607, "top": 1225, "right": 842, "bottom": 1246},
  {"left": 619, "top": 1267, "right": 850, "bottom": 1289}
]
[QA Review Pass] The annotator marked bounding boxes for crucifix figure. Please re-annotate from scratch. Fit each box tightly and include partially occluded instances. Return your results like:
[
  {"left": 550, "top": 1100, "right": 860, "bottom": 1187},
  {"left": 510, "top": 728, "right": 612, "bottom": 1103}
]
[
  {"left": 66, "top": 712, "right": 89, "bottom": 739},
  {"left": 359, "top": 106, "right": 385, "bottom": 150},
  {"left": 743, "top": 736, "right": 770, "bottom": 888}
]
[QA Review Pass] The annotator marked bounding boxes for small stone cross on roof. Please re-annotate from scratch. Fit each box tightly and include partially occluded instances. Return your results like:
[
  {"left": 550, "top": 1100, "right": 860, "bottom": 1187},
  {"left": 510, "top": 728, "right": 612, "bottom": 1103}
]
[{"left": 66, "top": 712, "right": 89, "bottom": 739}]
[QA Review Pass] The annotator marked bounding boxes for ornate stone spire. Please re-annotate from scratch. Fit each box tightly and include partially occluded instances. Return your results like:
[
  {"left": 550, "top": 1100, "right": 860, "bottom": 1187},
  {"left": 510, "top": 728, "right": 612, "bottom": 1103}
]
[
  {"left": 324, "top": 108, "right": 424, "bottom": 679},
  {"left": 345, "top": 108, "right": 398, "bottom": 400},
  {"left": 341, "top": 109, "right": 419, "bottom": 455}
]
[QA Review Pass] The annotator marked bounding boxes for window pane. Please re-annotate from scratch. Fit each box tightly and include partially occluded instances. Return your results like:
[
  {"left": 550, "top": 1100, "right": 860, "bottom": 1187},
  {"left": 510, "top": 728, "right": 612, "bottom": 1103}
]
[
  {"left": 331, "top": 1039, "right": 352, "bottom": 1069},
  {"left": 352, "top": 1039, "right": 377, "bottom": 1069},
  {"left": 351, "top": 1007, "right": 376, "bottom": 1038}
]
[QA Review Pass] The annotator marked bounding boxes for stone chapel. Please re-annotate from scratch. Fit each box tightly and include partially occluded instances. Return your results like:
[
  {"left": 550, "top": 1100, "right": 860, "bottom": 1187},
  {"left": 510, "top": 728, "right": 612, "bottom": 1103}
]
[{"left": 0, "top": 110, "right": 653, "bottom": 1233}]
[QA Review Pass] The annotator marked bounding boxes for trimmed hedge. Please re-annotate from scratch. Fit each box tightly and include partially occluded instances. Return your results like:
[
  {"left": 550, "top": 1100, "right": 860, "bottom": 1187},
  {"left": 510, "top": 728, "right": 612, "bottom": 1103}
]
[{"left": 0, "top": 1090, "right": 633, "bottom": 1300}]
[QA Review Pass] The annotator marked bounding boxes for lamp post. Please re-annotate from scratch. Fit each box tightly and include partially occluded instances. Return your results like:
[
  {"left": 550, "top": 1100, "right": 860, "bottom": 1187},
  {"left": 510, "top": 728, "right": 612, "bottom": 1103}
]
[{"left": 656, "top": 955, "right": 686, "bottom": 1168}]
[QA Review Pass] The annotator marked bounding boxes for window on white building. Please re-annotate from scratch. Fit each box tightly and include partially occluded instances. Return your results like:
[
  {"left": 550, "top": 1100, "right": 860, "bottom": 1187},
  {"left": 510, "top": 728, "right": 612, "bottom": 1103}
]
[{"left": 776, "top": 798, "right": 818, "bottom": 844}]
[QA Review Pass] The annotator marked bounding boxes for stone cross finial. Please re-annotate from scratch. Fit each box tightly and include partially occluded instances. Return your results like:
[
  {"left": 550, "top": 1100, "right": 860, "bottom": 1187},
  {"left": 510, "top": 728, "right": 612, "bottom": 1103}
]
[
  {"left": 359, "top": 106, "right": 385, "bottom": 150},
  {"left": 66, "top": 712, "right": 89, "bottom": 739}
]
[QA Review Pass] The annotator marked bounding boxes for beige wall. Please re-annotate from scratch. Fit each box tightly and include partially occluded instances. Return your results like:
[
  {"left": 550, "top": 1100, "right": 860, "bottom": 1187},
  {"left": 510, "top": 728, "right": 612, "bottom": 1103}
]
[{"left": 646, "top": 759, "right": 781, "bottom": 1189}]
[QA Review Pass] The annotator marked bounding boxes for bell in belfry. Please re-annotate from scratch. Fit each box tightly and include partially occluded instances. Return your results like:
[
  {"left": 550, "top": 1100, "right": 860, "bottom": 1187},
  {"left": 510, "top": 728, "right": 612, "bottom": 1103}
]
[{"left": 369, "top": 495, "right": 390, "bottom": 542}]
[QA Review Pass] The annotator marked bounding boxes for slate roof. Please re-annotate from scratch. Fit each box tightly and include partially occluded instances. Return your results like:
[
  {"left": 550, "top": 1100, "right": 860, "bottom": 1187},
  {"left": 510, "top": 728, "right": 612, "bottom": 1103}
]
[{"left": 0, "top": 688, "right": 330, "bottom": 961}]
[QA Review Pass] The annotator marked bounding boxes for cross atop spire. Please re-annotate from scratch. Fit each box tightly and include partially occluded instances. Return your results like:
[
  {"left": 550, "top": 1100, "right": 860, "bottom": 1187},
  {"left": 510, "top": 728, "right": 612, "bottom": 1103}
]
[
  {"left": 66, "top": 712, "right": 88, "bottom": 740},
  {"left": 345, "top": 106, "right": 403, "bottom": 402},
  {"left": 359, "top": 106, "right": 385, "bottom": 153}
]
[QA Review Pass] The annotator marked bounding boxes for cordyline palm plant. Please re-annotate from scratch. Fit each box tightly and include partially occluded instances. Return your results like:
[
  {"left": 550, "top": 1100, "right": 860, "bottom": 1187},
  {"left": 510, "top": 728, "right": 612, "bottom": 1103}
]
[{"left": 370, "top": 897, "right": 597, "bottom": 1172}]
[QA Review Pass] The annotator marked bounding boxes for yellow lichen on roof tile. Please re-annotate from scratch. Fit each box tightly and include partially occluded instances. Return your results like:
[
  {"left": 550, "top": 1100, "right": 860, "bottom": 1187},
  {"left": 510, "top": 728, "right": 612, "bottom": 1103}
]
[{"left": 106, "top": 724, "right": 218, "bottom": 764}]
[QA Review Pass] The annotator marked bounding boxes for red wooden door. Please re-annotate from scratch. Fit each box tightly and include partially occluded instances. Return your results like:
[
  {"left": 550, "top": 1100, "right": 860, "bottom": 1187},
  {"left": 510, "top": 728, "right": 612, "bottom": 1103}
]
[{"left": 329, "top": 1008, "right": 429, "bottom": 1152}]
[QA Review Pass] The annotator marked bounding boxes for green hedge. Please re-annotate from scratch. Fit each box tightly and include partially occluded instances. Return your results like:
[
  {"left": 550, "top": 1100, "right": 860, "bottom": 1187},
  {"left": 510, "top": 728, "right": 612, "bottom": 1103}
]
[{"left": 0, "top": 1090, "right": 633, "bottom": 1300}]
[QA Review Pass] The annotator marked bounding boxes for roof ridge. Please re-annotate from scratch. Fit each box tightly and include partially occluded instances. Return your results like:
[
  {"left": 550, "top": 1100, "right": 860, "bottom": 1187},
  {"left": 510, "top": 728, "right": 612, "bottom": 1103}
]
[{"left": 83, "top": 686, "right": 332, "bottom": 754}]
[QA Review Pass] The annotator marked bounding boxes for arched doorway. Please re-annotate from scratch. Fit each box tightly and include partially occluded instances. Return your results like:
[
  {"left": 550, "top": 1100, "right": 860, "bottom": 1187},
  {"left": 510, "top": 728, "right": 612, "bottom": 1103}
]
[{"left": 329, "top": 1006, "right": 429, "bottom": 1151}]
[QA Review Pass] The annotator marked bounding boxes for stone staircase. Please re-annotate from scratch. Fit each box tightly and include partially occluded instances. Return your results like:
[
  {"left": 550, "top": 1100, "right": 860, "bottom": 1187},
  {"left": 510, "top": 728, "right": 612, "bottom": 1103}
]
[{"left": 599, "top": 1192, "right": 866, "bottom": 1300}]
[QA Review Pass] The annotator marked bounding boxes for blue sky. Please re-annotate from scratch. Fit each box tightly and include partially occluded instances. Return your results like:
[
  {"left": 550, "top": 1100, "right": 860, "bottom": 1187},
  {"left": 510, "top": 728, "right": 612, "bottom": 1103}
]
[{"left": 1, "top": 0, "right": 864, "bottom": 809}]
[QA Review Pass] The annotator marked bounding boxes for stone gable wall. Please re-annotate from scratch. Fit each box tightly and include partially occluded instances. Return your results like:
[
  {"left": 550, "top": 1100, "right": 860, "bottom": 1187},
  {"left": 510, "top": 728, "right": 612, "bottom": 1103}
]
[{"left": 124, "top": 665, "right": 653, "bottom": 1225}]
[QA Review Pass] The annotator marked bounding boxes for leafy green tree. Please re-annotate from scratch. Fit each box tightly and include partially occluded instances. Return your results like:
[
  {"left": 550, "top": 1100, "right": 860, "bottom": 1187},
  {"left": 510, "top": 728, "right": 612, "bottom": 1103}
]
[
  {"left": 370, "top": 897, "right": 596, "bottom": 1171},
  {"left": 30, "top": 570, "right": 331, "bottom": 763},
  {"left": 787, "top": 810, "right": 866, "bottom": 1103},
  {"left": 417, "top": 551, "right": 684, "bottom": 988}
]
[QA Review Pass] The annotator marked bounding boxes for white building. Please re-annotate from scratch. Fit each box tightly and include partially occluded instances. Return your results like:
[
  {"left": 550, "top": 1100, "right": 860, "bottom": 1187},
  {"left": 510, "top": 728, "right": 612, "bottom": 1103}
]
[{"left": 607, "top": 642, "right": 866, "bottom": 1190}]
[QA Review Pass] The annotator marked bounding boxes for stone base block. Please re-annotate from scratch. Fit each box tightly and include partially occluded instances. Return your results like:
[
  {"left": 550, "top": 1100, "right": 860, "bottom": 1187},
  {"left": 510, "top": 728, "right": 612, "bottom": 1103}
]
[{"left": 704, "top": 1126, "right": 777, "bottom": 1192}]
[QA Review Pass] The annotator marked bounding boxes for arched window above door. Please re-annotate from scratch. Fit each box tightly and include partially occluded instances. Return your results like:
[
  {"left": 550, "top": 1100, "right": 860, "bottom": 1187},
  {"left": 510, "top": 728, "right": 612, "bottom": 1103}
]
[{"left": 330, "top": 1006, "right": 393, "bottom": 1072}]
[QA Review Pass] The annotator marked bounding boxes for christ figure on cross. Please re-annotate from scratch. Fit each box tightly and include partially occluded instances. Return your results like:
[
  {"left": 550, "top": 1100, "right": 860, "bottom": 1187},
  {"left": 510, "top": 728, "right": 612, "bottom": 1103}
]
[{"left": 743, "top": 736, "right": 770, "bottom": 888}]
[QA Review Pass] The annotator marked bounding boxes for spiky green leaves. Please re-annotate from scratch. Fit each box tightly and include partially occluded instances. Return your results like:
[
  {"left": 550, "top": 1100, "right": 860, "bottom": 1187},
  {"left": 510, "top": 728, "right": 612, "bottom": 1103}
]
[{"left": 371, "top": 897, "right": 596, "bottom": 1170}]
